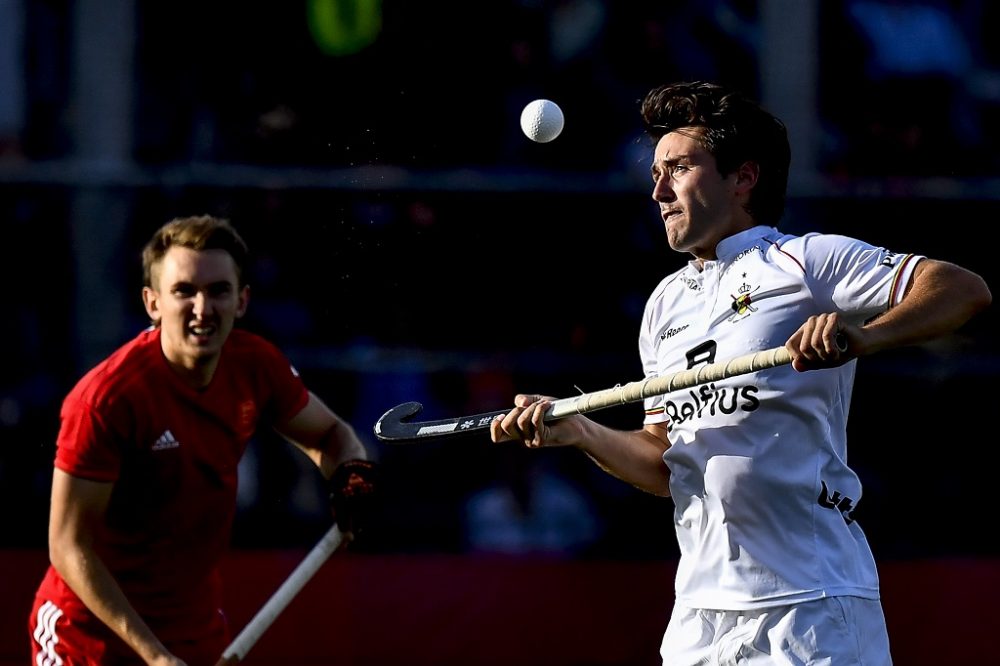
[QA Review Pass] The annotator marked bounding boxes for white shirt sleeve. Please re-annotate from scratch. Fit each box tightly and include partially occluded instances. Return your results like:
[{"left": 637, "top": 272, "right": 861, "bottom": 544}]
[{"left": 793, "top": 233, "right": 924, "bottom": 325}]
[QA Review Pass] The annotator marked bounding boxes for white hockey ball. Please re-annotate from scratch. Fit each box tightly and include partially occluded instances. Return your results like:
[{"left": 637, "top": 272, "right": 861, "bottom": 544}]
[{"left": 520, "top": 99, "right": 564, "bottom": 143}]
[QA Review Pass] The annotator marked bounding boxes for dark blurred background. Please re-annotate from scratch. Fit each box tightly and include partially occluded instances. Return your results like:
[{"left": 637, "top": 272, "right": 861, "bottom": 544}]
[{"left": 1, "top": 0, "right": 997, "bottom": 562}]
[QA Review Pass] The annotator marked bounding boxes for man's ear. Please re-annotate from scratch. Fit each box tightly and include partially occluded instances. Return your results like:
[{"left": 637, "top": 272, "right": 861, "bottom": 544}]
[
  {"left": 236, "top": 285, "right": 250, "bottom": 319},
  {"left": 735, "top": 161, "right": 760, "bottom": 194},
  {"left": 142, "top": 286, "right": 161, "bottom": 324}
]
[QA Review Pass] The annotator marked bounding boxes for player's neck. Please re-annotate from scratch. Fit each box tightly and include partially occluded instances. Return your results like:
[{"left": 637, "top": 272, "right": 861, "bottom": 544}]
[{"left": 162, "top": 351, "right": 219, "bottom": 390}]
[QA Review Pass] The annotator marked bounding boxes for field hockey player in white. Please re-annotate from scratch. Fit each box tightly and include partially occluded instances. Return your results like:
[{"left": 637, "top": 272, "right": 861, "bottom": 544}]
[{"left": 490, "top": 81, "right": 991, "bottom": 665}]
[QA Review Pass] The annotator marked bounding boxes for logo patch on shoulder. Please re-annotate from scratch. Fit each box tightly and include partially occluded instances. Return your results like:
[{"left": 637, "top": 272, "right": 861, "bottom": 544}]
[{"left": 880, "top": 251, "right": 899, "bottom": 268}]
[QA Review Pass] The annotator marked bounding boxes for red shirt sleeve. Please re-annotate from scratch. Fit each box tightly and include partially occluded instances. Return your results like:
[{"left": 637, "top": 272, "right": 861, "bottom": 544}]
[
  {"left": 253, "top": 335, "right": 310, "bottom": 424},
  {"left": 55, "top": 394, "right": 123, "bottom": 482}
]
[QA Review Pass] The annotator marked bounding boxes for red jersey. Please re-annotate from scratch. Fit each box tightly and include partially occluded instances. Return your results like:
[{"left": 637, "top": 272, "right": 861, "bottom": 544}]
[{"left": 33, "top": 326, "right": 309, "bottom": 648}]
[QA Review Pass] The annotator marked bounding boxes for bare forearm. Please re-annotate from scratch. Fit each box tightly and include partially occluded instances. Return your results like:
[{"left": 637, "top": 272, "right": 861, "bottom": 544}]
[
  {"left": 861, "top": 260, "right": 991, "bottom": 355},
  {"left": 295, "top": 418, "right": 369, "bottom": 479},
  {"left": 283, "top": 393, "right": 371, "bottom": 479},
  {"left": 573, "top": 420, "right": 671, "bottom": 496},
  {"left": 489, "top": 397, "right": 670, "bottom": 495},
  {"left": 51, "top": 544, "right": 168, "bottom": 663},
  {"left": 322, "top": 420, "right": 369, "bottom": 478}
]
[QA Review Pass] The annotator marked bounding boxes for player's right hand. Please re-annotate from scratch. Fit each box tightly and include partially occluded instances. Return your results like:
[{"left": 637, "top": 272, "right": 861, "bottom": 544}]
[{"left": 328, "top": 459, "right": 380, "bottom": 536}]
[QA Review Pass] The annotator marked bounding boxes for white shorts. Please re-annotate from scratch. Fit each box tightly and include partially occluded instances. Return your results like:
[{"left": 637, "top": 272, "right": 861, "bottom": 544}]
[{"left": 660, "top": 596, "right": 892, "bottom": 665}]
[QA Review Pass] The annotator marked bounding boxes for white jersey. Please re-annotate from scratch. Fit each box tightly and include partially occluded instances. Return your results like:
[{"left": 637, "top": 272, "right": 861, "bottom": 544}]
[{"left": 640, "top": 225, "right": 922, "bottom": 610}]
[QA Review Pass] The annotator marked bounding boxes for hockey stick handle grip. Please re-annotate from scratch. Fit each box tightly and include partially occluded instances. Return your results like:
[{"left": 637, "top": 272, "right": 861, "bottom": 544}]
[
  {"left": 215, "top": 524, "right": 344, "bottom": 665},
  {"left": 546, "top": 346, "right": 792, "bottom": 420}
]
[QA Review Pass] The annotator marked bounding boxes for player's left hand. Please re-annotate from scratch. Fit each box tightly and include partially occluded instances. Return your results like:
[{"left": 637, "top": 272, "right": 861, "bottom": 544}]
[
  {"left": 328, "top": 459, "right": 380, "bottom": 536},
  {"left": 785, "top": 313, "right": 856, "bottom": 372},
  {"left": 490, "top": 394, "right": 585, "bottom": 448}
]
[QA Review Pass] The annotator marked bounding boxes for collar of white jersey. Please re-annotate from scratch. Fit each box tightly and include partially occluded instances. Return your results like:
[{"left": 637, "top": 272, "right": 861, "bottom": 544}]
[{"left": 689, "top": 225, "right": 778, "bottom": 271}]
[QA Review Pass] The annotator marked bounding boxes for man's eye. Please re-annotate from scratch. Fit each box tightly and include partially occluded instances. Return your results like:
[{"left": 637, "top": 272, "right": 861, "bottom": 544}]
[
  {"left": 210, "top": 285, "right": 232, "bottom": 297},
  {"left": 653, "top": 164, "right": 687, "bottom": 181},
  {"left": 173, "top": 287, "right": 194, "bottom": 298}
]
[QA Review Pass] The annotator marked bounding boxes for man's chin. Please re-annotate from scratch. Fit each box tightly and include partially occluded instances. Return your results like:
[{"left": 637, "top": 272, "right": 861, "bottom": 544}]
[{"left": 186, "top": 340, "right": 222, "bottom": 361}]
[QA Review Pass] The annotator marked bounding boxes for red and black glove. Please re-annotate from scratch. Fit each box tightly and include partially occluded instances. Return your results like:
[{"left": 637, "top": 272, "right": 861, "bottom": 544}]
[{"left": 328, "top": 459, "right": 380, "bottom": 535}]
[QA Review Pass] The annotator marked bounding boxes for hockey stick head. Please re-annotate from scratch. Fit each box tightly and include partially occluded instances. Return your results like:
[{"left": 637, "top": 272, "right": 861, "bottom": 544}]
[
  {"left": 373, "top": 401, "right": 511, "bottom": 443},
  {"left": 374, "top": 401, "right": 425, "bottom": 441}
]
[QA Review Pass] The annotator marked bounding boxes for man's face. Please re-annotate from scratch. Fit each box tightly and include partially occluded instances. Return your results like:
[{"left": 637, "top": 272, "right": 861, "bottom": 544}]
[
  {"left": 650, "top": 129, "right": 749, "bottom": 262},
  {"left": 143, "top": 246, "right": 248, "bottom": 379}
]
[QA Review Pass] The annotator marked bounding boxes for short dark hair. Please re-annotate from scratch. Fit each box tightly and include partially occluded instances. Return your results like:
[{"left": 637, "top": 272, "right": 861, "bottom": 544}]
[
  {"left": 142, "top": 215, "right": 250, "bottom": 288},
  {"left": 641, "top": 81, "right": 790, "bottom": 227}
]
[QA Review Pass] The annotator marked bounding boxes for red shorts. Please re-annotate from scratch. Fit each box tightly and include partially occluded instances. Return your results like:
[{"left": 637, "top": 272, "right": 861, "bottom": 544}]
[{"left": 29, "top": 594, "right": 228, "bottom": 665}]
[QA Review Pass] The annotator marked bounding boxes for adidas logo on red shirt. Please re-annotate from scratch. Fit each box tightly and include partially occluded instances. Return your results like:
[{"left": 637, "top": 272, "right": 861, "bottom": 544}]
[{"left": 152, "top": 430, "right": 179, "bottom": 451}]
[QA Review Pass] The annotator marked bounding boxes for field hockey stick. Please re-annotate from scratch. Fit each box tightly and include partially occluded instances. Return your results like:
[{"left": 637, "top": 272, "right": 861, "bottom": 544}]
[
  {"left": 215, "top": 524, "right": 344, "bottom": 666},
  {"left": 375, "top": 345, "right": 794, "bottom": 442}
]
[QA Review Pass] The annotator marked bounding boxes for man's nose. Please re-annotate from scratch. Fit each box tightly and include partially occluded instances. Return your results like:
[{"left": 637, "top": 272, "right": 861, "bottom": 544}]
[
  {"left": 192, "top": 292, "right": 213, "bottom": 316},
  {"left": 652, "top": 175, "right": 674, "bottom": 202}
]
